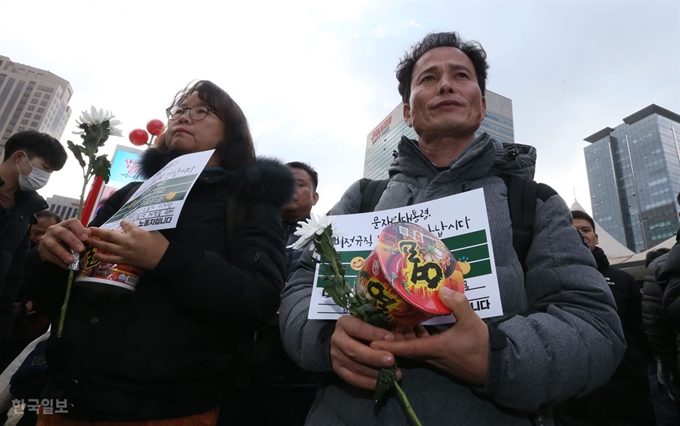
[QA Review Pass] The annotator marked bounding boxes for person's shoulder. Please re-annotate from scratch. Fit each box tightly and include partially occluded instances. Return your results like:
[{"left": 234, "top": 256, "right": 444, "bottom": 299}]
[
  {"left": 14, "top": 188, "right": 47, "bottom": 210},
  {"left": 234, "top": 157, "right": 296, "bottom": 208},
  {"left": 329, "top": 179, "right": 364, "bottom": 215}
]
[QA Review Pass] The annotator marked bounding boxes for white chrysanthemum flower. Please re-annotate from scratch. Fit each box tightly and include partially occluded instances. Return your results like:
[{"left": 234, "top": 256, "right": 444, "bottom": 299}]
[
  {"left": 288, "top": 213, "right": 335, "bottom": 250},
  {"left": 73, "top": 106, "right": 122, "bottom": 137}
]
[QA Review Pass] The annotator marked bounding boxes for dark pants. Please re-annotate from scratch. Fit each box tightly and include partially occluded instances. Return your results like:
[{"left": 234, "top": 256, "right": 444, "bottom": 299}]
[
  {"left": 648, "top": 361, "right": 680, "bottom": 426},
  {"left": 217, "top": 386, "right": 317, "bottom": 426}
]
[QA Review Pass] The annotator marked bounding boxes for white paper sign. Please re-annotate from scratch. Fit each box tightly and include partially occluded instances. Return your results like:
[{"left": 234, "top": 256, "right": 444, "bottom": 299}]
[
  {"left": 101, "top": 150, "right": 214, "bottom": 231},
  {"left": 308, "top": 188, "right": 504, "bottom": 323}
]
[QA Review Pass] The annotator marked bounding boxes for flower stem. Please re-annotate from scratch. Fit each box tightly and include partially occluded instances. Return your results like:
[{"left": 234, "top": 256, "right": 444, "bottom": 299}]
[
  {"left": 57, "top": 174, "right": 89, "bottom": 337},
  {"left": 393, "top": 380, "right": 423, "bottom": 426},
  {"left": 56, "top": 269, "right": 75, "bottom": 337}
]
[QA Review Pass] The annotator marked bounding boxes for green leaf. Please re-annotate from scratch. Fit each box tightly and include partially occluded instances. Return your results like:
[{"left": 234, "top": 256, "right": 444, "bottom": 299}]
[
  {"left": 93, "top": 154, "right": 111, "bottom": 183},
  {"left": 83, "top": 125, "right": 104, "bottom": 153},
  {"left": 66, "top": 140, "right": 86, "bottom": 169},
  {"left": 374, "top": 365, "right": 397, "bottom": 404}
]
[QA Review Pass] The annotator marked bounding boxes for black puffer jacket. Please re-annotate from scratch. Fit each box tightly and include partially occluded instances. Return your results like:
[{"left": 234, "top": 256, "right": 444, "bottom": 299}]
[
  {"left": 24, "top": 149, "right": 294, "bottom": 421},
  {"left": 660, "top": 241, "right": 680, "bottom": 333},
  {"left": 642, "top": 251, "right": 680, "bottom": 398},
  {"left": 555, "top": 247, "right": 655, "bottom": 425}
]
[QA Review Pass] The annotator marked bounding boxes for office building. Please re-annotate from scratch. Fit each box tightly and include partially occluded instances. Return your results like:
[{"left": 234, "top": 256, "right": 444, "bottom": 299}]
[
  {"left": 363, "top": 90, "right": 513, "bottom": 179},
  {"left": 0, "top": 55, "right": 73, "bottom": 155},
  {"left": 584, "top": 104, "right": 680, "bottom": 252},
  {"left": 45, "top": 194, "right": 80, "bottom": 220}
]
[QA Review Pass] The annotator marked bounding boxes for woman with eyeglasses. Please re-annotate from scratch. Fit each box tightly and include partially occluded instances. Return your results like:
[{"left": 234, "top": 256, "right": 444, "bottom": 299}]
[{"left": 24, "top": 80, "right": 295, "bottom": 425}]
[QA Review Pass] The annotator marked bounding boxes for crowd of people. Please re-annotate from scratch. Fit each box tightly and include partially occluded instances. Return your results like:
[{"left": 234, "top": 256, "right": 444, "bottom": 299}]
[{"left": 0, "top": 30, "right": 680, "bottom": 426}]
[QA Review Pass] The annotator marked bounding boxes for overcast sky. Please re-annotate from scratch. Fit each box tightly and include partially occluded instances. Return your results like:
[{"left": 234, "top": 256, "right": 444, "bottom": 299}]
[{"left": 2, "top": 0, "right": 679, "bottom": 214}]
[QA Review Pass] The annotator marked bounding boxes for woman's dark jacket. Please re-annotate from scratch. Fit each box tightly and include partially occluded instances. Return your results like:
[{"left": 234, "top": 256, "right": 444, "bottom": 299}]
[{"left": 23, "top": 149, "right": 294, "bottom": 421}]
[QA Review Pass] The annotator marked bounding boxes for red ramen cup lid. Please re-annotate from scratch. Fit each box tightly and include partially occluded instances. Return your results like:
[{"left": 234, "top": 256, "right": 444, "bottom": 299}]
[{"left": 376, "top": 222, "right": 459, "bottom": 315}]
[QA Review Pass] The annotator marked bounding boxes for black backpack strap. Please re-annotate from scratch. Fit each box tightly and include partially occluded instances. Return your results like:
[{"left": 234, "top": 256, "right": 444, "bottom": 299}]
[
  {"left": 226, "top": 190, "right": 247, "bottom": 258},
  {"left": 503, "top": 175, "right": 557, "bottom": 273},
  {"left": 359, "top": 179, "right": 389, "bottom": 213}
]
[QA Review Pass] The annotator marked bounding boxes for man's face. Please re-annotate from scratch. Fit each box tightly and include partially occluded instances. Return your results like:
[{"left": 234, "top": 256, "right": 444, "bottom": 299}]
[
  {"left": 30, "top": 216, "right": 58, "bottom": 246},
  {"left": 404, "top": 46, "right": 486, "bottom": 143},
  {"left": 573, "top": 218, "right": 598, "bottom": 251},
  {"left": 281, "top": 168, "right": 319, "bottom": 220}
]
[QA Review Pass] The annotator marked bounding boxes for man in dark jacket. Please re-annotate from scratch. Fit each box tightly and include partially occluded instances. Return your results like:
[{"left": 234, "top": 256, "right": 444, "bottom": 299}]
[
  {"left": 219, "top": 161, "right": 320, "bottom": 425},
  {"left": 554, "top": 210, "right": 655, "bottom": 425},
  {"left": 281, "top": 161, "right": 319, "bottom": 278},
  {"left": 0, "top": 131, "right": 66, "bottom": 369}
]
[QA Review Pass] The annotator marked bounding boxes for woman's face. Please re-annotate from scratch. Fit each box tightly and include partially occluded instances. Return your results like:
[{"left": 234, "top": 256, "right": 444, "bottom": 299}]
[{"left": 166, "top": 91, "right": 225, "bottom": 165}]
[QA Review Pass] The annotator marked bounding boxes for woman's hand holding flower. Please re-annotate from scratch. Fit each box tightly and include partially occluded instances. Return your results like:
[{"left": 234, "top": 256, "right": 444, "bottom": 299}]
[{"left": 38, "top": 218, "right": 92, "bottom": 269}]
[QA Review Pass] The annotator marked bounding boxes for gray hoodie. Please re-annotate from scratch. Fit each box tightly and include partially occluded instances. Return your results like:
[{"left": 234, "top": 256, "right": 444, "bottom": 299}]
[{"left": 280, "top": 134, "right": 625, "bottom": 426}]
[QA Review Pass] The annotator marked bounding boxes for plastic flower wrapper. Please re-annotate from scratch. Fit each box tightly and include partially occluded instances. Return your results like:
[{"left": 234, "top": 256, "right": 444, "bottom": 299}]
[
  {"left": 290, "top": 212, "right": 423, "bottom": 426},
  {"left": 57, "top": 106, "right": 121, "bottom": 337}
]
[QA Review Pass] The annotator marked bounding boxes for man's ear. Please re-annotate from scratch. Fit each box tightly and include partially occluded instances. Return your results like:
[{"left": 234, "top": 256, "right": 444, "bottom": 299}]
[
  {"left": 12, "top": 150, "right": 26, "bottom": 164},
  {"left": 595, "top": 233, "right": 599, "bottom": 247},
  {"left": 312, "top": 192, "right": 319, "bottom": 206},
  {"left": 403, "top": 103, "right": 413, "bottom": 127}
]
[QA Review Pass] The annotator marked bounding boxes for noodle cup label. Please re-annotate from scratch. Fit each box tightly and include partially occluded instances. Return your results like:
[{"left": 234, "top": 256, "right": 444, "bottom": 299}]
[
  {"left": 377, "top": 222, "right": 464, "bottom": 315},
  {"left": 75, "top": 241, "right": 142, "bottom": 292},
  {"left": 354, "top": 252, "right": 432, "bottom": 328}
]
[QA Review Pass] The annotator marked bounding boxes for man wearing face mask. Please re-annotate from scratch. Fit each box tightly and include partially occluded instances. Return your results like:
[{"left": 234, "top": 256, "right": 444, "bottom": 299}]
[{"left": 0, "top": 130, "right": 66, "bottom": 364}]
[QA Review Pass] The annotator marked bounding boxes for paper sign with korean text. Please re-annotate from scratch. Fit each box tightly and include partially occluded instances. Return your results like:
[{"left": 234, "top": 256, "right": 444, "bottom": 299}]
[
  {"left": 101, "top": 150, "right": 214, "bottom": 231},
  {"left": 308, "top": 188, "right": 503, "bottom": 323}
]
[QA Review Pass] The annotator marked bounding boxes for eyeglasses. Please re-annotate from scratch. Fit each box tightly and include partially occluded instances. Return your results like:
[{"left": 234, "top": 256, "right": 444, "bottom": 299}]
[{"left": 165, "top": 105, "right": 220, "bottom": 122}]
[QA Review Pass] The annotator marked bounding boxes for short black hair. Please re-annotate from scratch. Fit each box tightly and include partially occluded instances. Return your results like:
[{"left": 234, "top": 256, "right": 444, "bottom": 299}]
[
  {"left": 396, "top": 31, "right": 489, "bottom": 104},
  {"left": 3, "top": 130, "right": 67, "bottom": 170},
  {"left": 287, "top": 161, "right": 318, "bottom": 191},
  {"left": 676, "top": 191, "right": 680, "bottom": 207},
  {"left": 571, "top": 210, "right": 596, "bottom": 232},
  {"left": 645, "top": 247, "right": 671, "bottom": 268},
  {"left": 36, "top": 210, "right": 61, "bottom": 223}
]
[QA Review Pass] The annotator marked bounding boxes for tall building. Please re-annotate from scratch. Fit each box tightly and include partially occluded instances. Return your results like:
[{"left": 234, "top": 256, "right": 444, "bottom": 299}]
[
  {"left": 584, "top": 104, "right": 680, "bottom": 253},
  {"left": 363, "top": 90, "right": 514, "bottom": 180},
  {"left": 45, "top": 194, "right": 80, "bottom": 221},
  {"left": 0, "top": 55, "right": 73, "bottom": 155}
]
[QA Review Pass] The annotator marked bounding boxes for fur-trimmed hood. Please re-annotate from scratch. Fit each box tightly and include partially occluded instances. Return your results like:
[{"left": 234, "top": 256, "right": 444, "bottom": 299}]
[{"left": 139, "top": 148, "right": 295, "bottom": 208}]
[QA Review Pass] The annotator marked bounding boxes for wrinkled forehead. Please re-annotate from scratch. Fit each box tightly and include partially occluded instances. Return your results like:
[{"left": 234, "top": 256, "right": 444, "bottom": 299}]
[{"left": 413, "top": 47, "right": 475, "bottom": 75}]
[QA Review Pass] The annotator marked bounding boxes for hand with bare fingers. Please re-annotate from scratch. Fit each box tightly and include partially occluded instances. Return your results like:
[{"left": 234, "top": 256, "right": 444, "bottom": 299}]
[
  {"left": 37, "top": 218, "right": 91, "bottom": 269},
  {"left": 330, "top": 315, "right": 400, "bottom": 390},
  {"left": 371, "top": 286, "right": 490, "bottom": 386},
  {"left": 87, "top": 220, "right": 169, "bottom": 271}
]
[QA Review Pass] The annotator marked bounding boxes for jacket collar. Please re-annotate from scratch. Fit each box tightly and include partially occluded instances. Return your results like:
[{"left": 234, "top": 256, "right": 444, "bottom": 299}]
[
  {"left": 389, "top": 133, "right": 537, "bottom": 183},
  {"left": 592, "top": 246, "right": 609, "bottom": 269}
]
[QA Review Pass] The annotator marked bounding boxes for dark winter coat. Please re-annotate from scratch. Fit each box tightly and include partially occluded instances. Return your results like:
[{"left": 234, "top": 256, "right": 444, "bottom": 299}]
[
  {"left": 23, "top": 148, "right": 294, "bottom": 421},
  {"left": 0, "top": 187, "right": 47, "bottom": 344},
  {"left": 555, "top": 246, "right": 655, "bottom": 425},
  {"left": 643, "top": 250, "right": 680, "bottom": 399},
  {"left": 283, "top": 216, "right": 308, "bottom": 280},
  {"left": 660, "top": 242, "right": 680, "bottom": 334}
]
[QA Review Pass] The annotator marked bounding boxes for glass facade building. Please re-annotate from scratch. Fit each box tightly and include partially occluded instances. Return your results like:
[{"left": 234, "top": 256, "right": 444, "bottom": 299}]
[
  {"left": 584, "top": 105, "right": 680, "bottom": 253},
  {"left": 363, "top": 90, "right": 513, "bottom": 180}
]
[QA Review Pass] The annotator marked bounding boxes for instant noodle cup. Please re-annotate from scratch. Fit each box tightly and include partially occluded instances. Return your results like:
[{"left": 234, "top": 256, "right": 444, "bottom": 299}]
[
  {"left": 75, "top": 237, "right": 142, "bottom": 293},
  {"left": 354, "top": 222, "right": 465, "bottom": 328}
]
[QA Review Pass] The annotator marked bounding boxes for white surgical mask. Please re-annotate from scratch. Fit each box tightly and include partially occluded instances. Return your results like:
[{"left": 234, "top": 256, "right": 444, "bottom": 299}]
[{"left": 16, "top": 154, "right": 50, "bottom": 191}]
